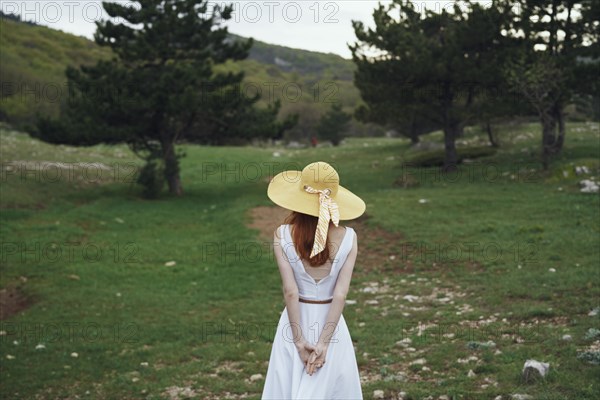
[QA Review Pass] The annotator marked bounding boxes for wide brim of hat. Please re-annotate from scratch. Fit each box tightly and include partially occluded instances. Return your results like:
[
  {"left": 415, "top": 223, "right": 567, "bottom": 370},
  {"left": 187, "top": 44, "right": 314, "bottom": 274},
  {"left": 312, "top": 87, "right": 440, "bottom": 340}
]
[{"left": 267, "top": 170, "right": 366, "bottom": 220}]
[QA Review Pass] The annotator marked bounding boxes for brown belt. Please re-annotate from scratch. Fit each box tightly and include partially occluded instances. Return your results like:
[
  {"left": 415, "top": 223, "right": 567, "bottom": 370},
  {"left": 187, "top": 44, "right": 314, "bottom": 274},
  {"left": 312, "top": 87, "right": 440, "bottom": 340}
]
[{"left": 299, "top": 297, "right": 333, "bottom": 304}]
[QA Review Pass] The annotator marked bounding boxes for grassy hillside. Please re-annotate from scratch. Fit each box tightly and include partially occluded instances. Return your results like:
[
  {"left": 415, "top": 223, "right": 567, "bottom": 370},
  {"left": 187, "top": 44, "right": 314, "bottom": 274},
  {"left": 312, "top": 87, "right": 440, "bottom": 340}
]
[
  {"left": 1, "top": 120, "right": 599, "bottom": 398},
  {"left": 0, "top": 17, "right": 362, "bottom": 137}
]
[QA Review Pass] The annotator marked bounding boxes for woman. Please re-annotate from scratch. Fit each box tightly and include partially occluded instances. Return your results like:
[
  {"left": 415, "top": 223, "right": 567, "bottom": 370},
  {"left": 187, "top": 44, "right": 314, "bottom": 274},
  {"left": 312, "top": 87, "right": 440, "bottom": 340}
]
[{"left": 262, "top": 161, "right": 365, "bottom": 399}]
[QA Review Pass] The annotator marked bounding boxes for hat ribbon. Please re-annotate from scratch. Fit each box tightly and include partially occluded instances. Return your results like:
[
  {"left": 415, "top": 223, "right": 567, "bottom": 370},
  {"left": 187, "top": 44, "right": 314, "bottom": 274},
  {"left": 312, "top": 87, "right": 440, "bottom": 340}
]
[{"left": 303, "top": 185, "right": 340, "bottom": 258}]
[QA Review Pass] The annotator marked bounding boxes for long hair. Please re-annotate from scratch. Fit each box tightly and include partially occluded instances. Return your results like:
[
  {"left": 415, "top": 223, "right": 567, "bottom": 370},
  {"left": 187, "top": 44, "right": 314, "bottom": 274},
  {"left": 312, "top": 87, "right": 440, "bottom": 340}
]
[{"left": 283, "top": 211, "right": 331, "bottom": 267}]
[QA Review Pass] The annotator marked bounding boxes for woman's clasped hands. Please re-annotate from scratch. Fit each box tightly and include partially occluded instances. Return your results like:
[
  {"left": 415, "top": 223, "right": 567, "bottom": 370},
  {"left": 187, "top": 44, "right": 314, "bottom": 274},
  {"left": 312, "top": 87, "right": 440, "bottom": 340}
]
[{"left": 296, "top": 340, "right": 328, "bottom": 376}]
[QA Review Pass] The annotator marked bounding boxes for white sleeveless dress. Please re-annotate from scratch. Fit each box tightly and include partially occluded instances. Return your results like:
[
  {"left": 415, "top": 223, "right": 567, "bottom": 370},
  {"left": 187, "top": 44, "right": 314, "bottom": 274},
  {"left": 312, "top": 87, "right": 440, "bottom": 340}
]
[{"left": 261, "top": 224, "right": 363, "bottom": 399}]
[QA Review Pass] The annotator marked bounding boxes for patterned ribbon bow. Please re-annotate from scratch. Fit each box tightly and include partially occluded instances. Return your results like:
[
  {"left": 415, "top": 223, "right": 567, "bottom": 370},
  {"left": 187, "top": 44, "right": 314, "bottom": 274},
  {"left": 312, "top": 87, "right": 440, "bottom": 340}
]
[{"left": 303, "top": 185, "right": 340, "bottom": 258}]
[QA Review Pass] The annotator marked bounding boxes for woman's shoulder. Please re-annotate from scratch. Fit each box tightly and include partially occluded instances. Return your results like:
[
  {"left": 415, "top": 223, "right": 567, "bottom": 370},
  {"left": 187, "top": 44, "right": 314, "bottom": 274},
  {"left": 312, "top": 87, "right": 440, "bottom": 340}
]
[{"left": 273, "top": 224, "right": 288, "bottom": 240}]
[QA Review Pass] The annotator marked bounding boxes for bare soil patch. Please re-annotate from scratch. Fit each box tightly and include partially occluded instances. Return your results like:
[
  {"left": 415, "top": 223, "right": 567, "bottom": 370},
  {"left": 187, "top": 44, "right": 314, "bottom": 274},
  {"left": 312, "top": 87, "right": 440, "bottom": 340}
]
[{"left": 0, "top": 283, "right": 33, "bottom": 320}]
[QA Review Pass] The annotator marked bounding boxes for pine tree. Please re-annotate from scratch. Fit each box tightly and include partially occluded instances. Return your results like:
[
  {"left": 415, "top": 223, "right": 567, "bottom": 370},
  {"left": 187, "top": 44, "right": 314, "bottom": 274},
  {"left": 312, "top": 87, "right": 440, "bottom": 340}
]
[
  {"left": 317, "top": 103, "right": 351, "bottom": 146},
  {"left": 33, "top": 0, "right": 295, "bottom": 196},
  {"left": 350, "top": 0, "right": 510, "bottom": 170}
]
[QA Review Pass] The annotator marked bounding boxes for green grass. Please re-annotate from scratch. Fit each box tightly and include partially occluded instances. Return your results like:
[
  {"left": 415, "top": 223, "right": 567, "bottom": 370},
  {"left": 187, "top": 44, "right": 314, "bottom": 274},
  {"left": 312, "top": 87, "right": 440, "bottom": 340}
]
[{"left": 0, "top": 121, "right": 599, "bottom": 399}]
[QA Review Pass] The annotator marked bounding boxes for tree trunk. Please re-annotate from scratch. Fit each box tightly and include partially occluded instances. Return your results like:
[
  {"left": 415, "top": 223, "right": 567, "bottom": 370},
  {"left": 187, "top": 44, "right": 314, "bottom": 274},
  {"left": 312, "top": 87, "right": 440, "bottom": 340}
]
[
  {"left": 409, "top": 115, "right": 420, "bottom": 144},
  {"left": 553, "top": 104, "right": 565, "bottom": 153},
  {"left": 486, "top": 120, "right": 499, "bottom": 148},
  {"left": 410, "top": 133, "right": 420, "bottom": 145},
  {"left": 540, "top": 115, "right": 556, "bottom": 171},
  {"left": 443, "top": 123, "right": 460, "bottom": 172},
  {"left": 162, "top": 140, "right": 183, "bottom": 196}
]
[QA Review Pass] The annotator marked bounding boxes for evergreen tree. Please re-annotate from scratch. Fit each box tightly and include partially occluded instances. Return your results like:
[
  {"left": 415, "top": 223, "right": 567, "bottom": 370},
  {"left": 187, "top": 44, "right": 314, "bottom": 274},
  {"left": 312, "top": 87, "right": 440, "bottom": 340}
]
[
  {"left": 499, "top": 0, "right": 599, "bottom": 169},
  {"left": 33, "top": 0, "right": 295, "bottom": 196},
  {"left": 317, "top": 103, "right": 351, "bottom": 146},
  {"left": 350, "top": 0, "right": 511, "bottom": 170}
]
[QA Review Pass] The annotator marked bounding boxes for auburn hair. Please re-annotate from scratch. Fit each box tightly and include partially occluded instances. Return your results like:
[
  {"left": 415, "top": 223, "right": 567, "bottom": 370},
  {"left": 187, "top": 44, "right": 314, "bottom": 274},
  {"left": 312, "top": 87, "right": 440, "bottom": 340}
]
[{"left": 283, "top": 211, "right": 331, "bottom": 267}]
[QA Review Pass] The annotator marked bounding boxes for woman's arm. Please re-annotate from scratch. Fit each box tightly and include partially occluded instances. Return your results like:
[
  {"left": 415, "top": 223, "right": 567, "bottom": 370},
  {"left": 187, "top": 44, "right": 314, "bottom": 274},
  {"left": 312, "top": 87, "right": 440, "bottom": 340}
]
[
  {"left": 273, "top": 226, "right": 309, "bottom": 349},
  {"left": 316, "top": 231, "right": 358, "bottom": 347}
]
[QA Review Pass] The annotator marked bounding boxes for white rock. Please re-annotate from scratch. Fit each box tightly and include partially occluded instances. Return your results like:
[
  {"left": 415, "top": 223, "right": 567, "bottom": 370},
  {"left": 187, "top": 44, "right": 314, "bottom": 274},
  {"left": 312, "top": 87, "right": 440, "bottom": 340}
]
[
  {"left": 250, "top": 373, "right": 263, "bottom": 382},
  {"left": 589, "top": 308, "right": 599, "bottom": 316},
  {"left": 365, "top": 300, "right": 379, "bottom": 305},
  {"left": 418, "top": 199, "right": 429, "bottom": 204},
  {"left": 562, "top": 334, "right": 572, "bottom": 341},
  {"left": 522, "top": 359, "right": 549, "bottom": 381},
  {"left": 548, "top": 268, "right": 556, "bottom": 272},
  {"left": 467, "top": 369, "right": 476, "bottom": 377},
  {"left": 373, "top": 390, "right": 385, "bottom": 399},
  {"left": 164, "top": 261, "right": 176, "bottom": 267},
  {"left": 580, "top": 179, "right": 599, "bottom": 193},
  {"left": 35, "top": 343, "right": 46, "bottom": 350},
  {"left": 403, "top": 295, "right": 419, "bottom": 302},
  {"left": 71, "top": 352, "right": 79, "bottom": 358},
  {"left": 345, "top": 299, "right": 357, "bottom": 305},
  {"left": 410, "top": 358, "right": 426, "bottom": 365},
  {"left": 511, "top": 395, "right": 533, "bottom": 400}
]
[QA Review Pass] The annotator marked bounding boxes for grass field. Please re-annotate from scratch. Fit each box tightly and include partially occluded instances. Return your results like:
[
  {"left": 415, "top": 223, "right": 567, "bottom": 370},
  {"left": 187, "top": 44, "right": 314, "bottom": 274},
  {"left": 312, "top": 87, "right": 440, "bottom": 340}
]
[{"left": 0, "top": 121, "right": 599, "bottom": 399}]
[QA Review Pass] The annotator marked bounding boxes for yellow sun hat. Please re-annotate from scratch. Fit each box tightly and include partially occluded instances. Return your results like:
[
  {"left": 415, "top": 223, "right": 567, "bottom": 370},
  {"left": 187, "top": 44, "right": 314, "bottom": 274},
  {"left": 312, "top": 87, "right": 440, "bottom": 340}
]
[{"left": 267, "top": 161, "right": 366, "bottom": 256}]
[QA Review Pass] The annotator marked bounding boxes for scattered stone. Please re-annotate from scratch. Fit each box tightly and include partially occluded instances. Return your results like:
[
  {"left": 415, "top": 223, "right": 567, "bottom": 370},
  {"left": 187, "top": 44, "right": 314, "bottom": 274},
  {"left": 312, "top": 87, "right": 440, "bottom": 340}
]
[
  {"left": 403, "top": 295, "right": 419, "bottom": 302},
  {"left": 6, "top": 354, "right": 15, "bottom": 360},
  {"left": 548, "top": 268, "right": 556, "bottom": 272},
  {"left": 467, "top": 340, "right": 496, "bottom": 350},
  {"left": 164, "top": 261, "right": 176, "bottom": 267},
  {"left": 522, "top": 359, "right": 549, "bottom": 382},
  {"left": 575, "top": 165, "right": 590, "bottom": 175},
  {"left": 410, "top": 358, "right": 426, "bottom": 365},
  {"left": 345, "top": 299, "right": 357, "bottom": 305},
  {"left": 589, "top": 307, "right": 599, "bottom": 317},
  {"left": 511, "top": 394, "right": 533, "bottom": 400},
  {"left": 562, "top": 334, "right": 572, "bottom": 341},
  {"left": 70, "top": 352, "right": 79, "bottom": 358},
  {"left": 250, "top": 373, "right": 263, "bottom": 382},
  {"left": 419, "top": 199, "right": 429, "bottom": 204},
  {"left": 579, "top": 179, "right": 599, "bottom": 193},
  {"left": 35, "top": 343, "right": 46, "bottom": 350},
  {"left": 68, "top": 274, "right": 80, "bottom": 281},
  {"left": 115, "top": 217, "right": 125, "bottom": 224},
  {"left": 467, "top": 369, "right": 476, "bottom": 378},
  {"left": 373, "top": 389, "right": 384, "bottom": 399},
  {"left": 365, "top": 300, "right": 379, "bottom": 305},
  {"left": 140, "top": 362, "right": 149, "bottom": 367}
]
